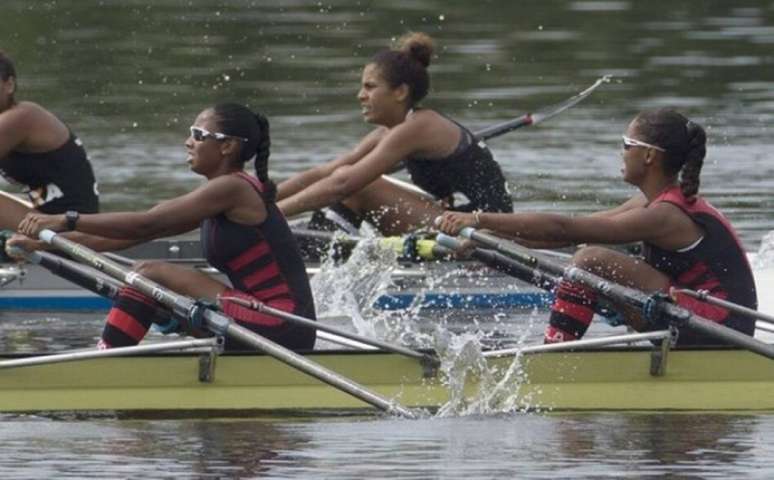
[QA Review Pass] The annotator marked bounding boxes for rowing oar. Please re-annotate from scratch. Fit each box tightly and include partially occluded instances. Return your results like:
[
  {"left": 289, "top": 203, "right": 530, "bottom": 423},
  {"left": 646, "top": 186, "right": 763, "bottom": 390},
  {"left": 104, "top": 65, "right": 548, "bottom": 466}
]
[
  {"left": 217, "top": 295, "right": 439, "bottom": 369},
  {"left": 671, "top": 288, "right": 774, "bottom": 328},
  {"left": 32, "top": 229, "right": 418, "bottom": 418},
  {"left": 472, "top": 74, "right": 611, "bottom": 141},
  {"left": 442, "top": 229, "right": 774, "bottom": 360}
]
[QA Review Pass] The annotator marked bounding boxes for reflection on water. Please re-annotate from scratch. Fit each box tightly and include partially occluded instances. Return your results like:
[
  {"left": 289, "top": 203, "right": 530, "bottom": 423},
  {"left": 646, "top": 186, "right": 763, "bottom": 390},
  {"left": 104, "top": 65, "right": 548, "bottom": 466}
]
[{"left": 0, "top": 413, "right": 771, "bottom": 478}]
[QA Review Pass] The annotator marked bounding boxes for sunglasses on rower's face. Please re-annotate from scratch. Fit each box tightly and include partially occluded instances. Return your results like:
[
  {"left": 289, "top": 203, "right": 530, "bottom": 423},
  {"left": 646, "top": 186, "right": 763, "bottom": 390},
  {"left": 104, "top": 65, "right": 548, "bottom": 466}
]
[
  {"left": 622, "top": 135, "right": 665, "bottom": 152},
  {"left": 189, "top": 126, "right": 248, "bottom": 143}
]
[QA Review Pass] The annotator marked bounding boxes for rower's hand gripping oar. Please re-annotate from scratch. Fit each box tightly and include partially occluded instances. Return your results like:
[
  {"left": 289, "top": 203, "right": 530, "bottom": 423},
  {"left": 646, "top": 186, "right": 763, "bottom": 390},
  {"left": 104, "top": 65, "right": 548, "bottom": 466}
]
[
  {"left": 34, "top": 228, "right": 418, "bottom": 418},
  {"left": 446, "top": 227, "right": 774, "bottom": 360}
]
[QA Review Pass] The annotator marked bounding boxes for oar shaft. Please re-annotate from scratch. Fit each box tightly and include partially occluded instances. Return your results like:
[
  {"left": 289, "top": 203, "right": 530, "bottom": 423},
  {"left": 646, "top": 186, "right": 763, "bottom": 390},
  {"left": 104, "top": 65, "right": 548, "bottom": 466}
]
[
  {"left": 674, "top": 288, "right": 774, "bottom": 326},
  {"left": 25, "top": 250, "right": 122, "bottom": 299},
  {"left": 218, "top": 320, "right": 417, "bottom": 417},
  {"left": 221, "top": 295, "right": 437, "bottom": 365},
  {"left": 37, "top": 229, "right": 417, "bottom": 418}
]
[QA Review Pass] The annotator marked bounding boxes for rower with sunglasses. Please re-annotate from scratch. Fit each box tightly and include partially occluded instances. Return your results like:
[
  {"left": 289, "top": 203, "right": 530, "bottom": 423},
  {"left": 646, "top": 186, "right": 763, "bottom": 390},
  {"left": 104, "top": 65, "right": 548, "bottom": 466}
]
[
  {"left": 14, "top": 103, "right": 317, "bottom": 352},
  {"left": 0, "top": 50, "right": 99, "bottom": 231},
  {"left": 436, "top": 108, "right": 757, "bottom": 346}
]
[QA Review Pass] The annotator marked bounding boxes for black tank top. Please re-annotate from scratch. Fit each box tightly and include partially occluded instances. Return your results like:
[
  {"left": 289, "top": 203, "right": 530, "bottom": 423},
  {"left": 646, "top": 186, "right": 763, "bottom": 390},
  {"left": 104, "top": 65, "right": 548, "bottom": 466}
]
[
  {"left": 405, "top": 114, "right": 513, "bottom": 213},
  {"left": 200, "top": 172, "right": 316, "bottom": 321},
  {"left": 0, "top": 133, "right": 99, "bottom": 213}
]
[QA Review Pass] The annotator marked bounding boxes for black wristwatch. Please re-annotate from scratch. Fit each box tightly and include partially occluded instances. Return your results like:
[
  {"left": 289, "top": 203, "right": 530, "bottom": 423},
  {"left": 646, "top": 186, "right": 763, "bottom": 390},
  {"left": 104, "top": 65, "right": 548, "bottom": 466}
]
[{"left": 65, "top": 210, "right": 80, "bottom": 231}]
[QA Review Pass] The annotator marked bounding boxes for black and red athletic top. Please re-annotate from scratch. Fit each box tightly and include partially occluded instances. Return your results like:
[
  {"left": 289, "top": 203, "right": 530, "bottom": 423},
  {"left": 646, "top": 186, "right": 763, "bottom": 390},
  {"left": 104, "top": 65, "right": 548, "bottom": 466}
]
[
  {"left": 200, "top": 172, "right": 316, "bottom": 323},
  {"left": 643, "top": 186, "right": 757, "bottom": 341}
]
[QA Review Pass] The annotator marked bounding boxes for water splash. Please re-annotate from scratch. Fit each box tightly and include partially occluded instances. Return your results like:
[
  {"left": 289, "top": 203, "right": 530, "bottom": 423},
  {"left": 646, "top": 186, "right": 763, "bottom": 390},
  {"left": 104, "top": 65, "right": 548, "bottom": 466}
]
[
  {"left": 433, "top": 309, "right": 541, "bottom": 417},
  {"left": 752, "top": 230, "right": 774, "bottom": 269}
]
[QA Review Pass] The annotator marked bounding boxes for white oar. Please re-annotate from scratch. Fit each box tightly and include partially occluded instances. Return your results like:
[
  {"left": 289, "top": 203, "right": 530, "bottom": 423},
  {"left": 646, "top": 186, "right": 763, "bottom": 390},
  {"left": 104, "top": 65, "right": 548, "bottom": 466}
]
[
  {"left": 473, "top": 74, "right": 612, "bottom": 141},
  {"left": 444, "top": 228, "right": 774, "bottom": 360},
  {"left": 34, "top": 228, "right": 418, "bottom": 418}
]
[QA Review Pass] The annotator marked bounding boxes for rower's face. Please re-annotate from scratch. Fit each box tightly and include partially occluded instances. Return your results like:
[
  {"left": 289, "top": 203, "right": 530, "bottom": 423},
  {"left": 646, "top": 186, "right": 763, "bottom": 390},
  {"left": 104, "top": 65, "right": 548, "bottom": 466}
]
[
  {"left": 185, "top": 109, "right": 226, "bottom": 177},
  {"left": 357, "top": 64, "right": 406, "bottom": 125},
  {"left": 621, "top": 120, "right": 650, "bottom": 186}
]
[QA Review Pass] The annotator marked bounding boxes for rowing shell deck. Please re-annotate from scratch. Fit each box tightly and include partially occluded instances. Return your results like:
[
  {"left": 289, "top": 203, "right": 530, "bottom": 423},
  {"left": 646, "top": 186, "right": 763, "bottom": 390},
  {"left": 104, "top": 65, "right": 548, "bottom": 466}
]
[{"left": 2, "top": 346, "right": 774, "bottom": 414}]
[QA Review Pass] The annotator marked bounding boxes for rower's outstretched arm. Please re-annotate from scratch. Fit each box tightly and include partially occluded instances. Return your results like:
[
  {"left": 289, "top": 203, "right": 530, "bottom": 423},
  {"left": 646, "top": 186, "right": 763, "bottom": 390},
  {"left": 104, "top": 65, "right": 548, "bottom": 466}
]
[
  {"left": 18, "top": 175, "right": 261, "bottom": 241},
  {"left": 277, "top": 124, "right": 417, "bottom": 217},
  {"left": 276, "top": 129, "right": 382, "bottom": 201}
]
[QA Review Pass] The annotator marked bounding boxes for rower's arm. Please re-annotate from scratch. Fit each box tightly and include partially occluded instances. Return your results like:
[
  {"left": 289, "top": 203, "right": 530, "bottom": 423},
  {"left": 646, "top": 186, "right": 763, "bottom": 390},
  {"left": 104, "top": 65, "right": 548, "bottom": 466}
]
[
  {"left": 19, "top": 175, "right": 259, "bottom": 241},
  {"left": 278, "top": 124, "right": 419, "bottom": 217},
  {"left": 276, "top": 128, "right": 383, "bottom": 201},
  {"left": 474, "top": 204, "right": 683, "bottom": 246}
]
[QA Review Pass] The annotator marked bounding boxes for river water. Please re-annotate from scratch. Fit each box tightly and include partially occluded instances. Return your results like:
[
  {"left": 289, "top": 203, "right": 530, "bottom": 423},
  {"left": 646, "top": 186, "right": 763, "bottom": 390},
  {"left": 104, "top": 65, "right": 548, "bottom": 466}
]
[{"left": 3, "top": 0, "right": 774, "bottom": 478}]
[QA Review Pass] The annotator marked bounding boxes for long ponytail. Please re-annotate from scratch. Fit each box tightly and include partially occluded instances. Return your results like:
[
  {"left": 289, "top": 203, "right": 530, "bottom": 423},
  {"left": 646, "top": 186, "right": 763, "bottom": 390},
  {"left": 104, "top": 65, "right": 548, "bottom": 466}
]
[{"left": 213, "top": 103, "right": 276, "bottom": 202}]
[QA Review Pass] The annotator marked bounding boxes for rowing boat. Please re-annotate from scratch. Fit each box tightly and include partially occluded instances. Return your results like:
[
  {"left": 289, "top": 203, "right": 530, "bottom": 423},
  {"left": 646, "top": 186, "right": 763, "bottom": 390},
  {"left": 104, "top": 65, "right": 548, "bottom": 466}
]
[{"left": 2, "top": 333, "right": 774, "bottom": 414}]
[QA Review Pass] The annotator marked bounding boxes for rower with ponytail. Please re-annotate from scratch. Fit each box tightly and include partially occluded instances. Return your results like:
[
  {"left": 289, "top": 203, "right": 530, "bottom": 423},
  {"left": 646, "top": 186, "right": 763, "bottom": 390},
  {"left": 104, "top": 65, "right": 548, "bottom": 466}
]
[
  {"left": 17, "top": 102, "right": 316, "bottom": 352},
  {"left": 437, "top": 108, "right": 756, "bottom": 346}
]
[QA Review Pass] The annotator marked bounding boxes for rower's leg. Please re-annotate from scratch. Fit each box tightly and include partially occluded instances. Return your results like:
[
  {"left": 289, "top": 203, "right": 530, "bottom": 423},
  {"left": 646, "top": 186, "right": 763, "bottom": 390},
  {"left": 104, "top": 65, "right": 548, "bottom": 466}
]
[
  {"left": 99, "top": 261, "right": 228, "bottom": 348},
  {"left": 545, "top": 246, "right": 671, "bottom": 342},
  {"left": 341, "top": 177, "right": 443, "bottom": 235}
]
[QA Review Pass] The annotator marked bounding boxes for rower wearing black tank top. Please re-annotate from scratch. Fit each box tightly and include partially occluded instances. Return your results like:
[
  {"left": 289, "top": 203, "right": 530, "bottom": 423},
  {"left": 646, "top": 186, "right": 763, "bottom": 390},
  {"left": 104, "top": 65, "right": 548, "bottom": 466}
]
[
  {"left": 277, "top": 32, "right": 512, "bottom": 236},
  {"left": 0, "top": 50, "right": 99, "bottom": 231}
]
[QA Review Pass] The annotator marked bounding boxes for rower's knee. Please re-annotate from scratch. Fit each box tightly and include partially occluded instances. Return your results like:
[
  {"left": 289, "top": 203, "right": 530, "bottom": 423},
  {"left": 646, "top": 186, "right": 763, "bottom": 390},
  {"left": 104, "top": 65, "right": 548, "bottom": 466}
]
[
  {"left": 133, "top": 260, "right": 168, "bottom": 282},
  {"left": 571, "top": 246, "right": 613, "bottom": 270}
]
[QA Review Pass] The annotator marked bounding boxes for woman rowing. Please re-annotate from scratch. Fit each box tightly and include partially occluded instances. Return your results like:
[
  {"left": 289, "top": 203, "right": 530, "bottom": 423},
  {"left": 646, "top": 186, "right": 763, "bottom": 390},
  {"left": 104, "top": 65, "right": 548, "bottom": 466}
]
[
  {"left": 0, "top": 50, "right": 99, "bottom": 230},
  {"left": 277, "top": 32, "right": 513, "bottom": 236},
  {"left": 15, "top": 103, "right": 316, "bottom": 351},
  {"left": 437, "top": 108, "right": 757, "bottom": 345}
]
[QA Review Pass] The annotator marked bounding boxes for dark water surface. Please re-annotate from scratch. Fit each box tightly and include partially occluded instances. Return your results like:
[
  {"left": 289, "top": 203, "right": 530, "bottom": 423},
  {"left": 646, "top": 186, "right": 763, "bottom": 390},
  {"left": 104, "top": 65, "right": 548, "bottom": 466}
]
[{"left": 3, "top": 0, "right": 774, "bottom": 478}]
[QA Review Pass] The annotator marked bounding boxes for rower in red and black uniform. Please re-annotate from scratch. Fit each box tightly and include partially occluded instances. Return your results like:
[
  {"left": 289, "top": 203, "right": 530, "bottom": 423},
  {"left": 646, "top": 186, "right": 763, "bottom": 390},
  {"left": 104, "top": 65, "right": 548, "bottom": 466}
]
[
  {"left": 0, "top": 50, "right": 99, "bottom": 230},
  {"left": 16, "top": 103, "right": 316, "bottom": 351},
  {"left": 276, "top": 32, "right": 512, "bottom": 236},
  {"left": 200, "top": 171, "right": 316, "bottom": 350},
  {"left": 437, "top": 108, "right": 757, "bottom": 346},
  {"left": 643, "top": 186, "right": 756, "bottom": 343}
]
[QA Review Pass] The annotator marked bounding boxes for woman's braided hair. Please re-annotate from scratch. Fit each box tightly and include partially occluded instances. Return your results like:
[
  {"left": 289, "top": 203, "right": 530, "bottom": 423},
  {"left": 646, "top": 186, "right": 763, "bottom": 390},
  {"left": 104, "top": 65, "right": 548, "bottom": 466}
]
[
  {"left": 212, "top": 103, "right": 276, "bottom": 202},
  {"left": 634, "top": 108, "right": 706, "bottom": 199}
]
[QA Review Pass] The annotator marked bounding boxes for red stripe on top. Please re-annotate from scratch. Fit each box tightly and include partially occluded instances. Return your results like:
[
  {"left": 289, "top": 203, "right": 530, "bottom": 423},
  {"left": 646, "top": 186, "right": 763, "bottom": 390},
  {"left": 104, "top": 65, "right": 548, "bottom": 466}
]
[
  {"left": 676, "top": 262, "right": 709, "bottom": 286},
  {"left": 227, "top": 242, "right": 272, "bottom": 272},
  {"left": 106, "top": 308, "right": 149, "bottom": 342},
  {"left": 243, "top": 262, "right": 281, "bottom": 290}
]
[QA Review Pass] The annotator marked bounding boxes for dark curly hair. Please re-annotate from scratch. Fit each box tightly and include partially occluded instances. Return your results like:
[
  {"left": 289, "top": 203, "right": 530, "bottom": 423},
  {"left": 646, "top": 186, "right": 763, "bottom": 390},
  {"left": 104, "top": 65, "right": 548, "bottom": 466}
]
[{"left": 370, "top": 32, "right": 434, "bottom": 106}]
